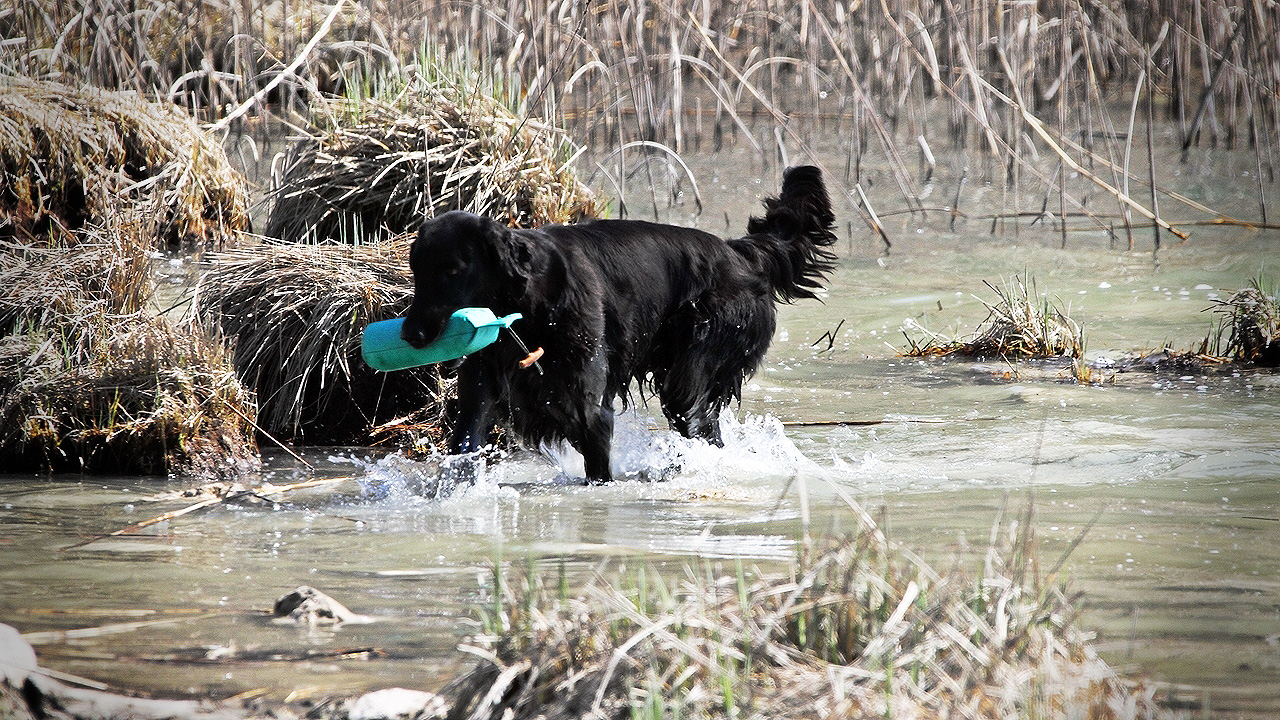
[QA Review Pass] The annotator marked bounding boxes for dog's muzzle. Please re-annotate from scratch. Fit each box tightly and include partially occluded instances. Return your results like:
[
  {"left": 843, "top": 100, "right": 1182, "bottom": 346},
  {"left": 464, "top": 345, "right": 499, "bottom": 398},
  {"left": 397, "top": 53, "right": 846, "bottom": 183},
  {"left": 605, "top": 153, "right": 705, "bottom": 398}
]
[{"left": 400, "top": 311, "right": 448, "bottom": 349}]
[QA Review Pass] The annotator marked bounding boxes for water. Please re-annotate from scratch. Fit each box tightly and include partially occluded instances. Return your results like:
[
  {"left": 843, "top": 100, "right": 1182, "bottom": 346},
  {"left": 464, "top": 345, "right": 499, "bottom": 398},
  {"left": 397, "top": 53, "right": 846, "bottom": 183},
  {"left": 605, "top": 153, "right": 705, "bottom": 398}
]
[{"left": 4, "top": 145, "right": 1280, "bottom": 716}]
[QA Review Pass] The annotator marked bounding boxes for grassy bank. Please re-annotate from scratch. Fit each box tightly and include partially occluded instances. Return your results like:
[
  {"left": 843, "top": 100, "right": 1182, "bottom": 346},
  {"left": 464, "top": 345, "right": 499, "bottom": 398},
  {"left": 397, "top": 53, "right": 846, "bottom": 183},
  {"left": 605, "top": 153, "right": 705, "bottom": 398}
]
[{"left": 0, "top": 80, "right": 258, "bottom": 477}]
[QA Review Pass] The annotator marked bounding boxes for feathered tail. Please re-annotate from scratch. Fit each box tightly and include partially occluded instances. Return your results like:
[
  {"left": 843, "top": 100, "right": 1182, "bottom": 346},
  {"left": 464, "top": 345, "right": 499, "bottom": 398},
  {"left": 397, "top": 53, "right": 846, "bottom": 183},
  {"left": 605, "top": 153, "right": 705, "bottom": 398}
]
[{"left": 731, "top": 165, "right": 838, "bottom": 302}]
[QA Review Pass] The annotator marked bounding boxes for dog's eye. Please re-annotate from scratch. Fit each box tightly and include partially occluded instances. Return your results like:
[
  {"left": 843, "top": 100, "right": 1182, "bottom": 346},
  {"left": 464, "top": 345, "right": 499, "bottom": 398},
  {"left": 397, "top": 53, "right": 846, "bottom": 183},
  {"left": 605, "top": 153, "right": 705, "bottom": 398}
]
[{"left": 445, "top": 267, "right": 460, "bottom": 276}]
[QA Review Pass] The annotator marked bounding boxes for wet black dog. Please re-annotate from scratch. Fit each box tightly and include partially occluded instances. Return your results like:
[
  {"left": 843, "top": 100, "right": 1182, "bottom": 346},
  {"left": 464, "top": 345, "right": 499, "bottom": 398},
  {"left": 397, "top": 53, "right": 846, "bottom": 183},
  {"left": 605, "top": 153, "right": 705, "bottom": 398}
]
[{"left": 400, "top": 165, "right": 837, "bottom": 483}]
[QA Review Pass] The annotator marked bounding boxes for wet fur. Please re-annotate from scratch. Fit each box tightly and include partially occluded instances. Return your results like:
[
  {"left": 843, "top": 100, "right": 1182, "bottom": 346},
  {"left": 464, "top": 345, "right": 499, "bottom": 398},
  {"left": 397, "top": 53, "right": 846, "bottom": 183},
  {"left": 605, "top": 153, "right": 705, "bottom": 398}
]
[{"left": 400, "top": 165, "right": 837, "bottom": 482}]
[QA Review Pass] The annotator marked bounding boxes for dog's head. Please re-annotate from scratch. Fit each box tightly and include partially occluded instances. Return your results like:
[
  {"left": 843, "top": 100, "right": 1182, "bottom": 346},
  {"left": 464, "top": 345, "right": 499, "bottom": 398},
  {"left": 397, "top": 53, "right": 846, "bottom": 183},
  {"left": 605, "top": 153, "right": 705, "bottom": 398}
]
[{"left": 401, "top": 211, "right": 538, "bottom": 348}]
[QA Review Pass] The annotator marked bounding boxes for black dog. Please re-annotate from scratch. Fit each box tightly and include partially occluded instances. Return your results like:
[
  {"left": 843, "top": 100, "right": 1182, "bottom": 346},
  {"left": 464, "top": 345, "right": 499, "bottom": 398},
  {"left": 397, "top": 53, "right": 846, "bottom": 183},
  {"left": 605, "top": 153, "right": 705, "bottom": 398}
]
[{"left": 400, "top": 165, "right": 837, "bottom": 483}]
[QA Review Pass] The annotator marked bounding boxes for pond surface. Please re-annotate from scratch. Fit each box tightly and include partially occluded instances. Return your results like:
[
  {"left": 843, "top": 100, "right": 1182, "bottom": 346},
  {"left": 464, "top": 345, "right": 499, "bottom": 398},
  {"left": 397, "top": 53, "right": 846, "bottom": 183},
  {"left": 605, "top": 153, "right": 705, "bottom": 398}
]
[{"left": 3, "top": 145, "right": 1280, "bottom": 717}]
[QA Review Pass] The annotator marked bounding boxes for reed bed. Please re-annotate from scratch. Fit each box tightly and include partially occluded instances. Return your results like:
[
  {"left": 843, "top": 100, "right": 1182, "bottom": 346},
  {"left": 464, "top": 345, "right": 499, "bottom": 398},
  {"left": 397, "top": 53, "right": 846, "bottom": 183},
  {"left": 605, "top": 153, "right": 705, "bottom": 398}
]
[
  {"left": 0, "top": 195, "right": 260, "bottom": 477},
  {"left": 443, "top": 514, "right": 1176, "bottom": 719},
  {"left": 0, "top": 79, "right": 259, "bottom": 476},
  {"left": 0, "top": 226, "right": 150, "bottom": 340},
  {"left": 902, "top": 275, "right": 1085, "bottom": 360},
  {"left": 264, "top": 67, "right": 599, "bottom": 243},
  {"left": 6, "top": 0, "right": 1275, "bottom": 240},
  {"left": 193, "top": 238, "right": 450, "bottom": 445},
  {"left": 0, "top": 77, "right": 249, "bottom": 249}
]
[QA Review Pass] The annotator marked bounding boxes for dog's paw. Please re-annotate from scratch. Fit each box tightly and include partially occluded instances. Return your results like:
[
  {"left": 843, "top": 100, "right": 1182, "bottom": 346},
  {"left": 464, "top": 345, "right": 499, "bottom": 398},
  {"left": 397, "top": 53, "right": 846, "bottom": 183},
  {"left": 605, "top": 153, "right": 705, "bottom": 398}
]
[{"left": 407, "top": 451, "right": 486, "bottom": 498}]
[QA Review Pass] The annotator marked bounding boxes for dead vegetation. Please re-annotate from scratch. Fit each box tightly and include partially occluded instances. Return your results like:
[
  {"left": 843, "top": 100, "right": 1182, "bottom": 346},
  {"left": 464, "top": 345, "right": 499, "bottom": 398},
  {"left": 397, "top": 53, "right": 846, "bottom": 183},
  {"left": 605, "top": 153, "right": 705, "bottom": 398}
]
[
  {"left": 193, "top": 238, "right": 450, "bottom": 446},
  {"left": 7, "top": 0, "right": 1276, "bottom": 243},
  {"left": 263, "top": 68, "right": 600, "bottom": 243},
  {"left": 0, "top": 79, "right": 258, "bottom": 477},
  {"left": 0, "top": 277, "right": 259, "bottom": 478},
  {"left": 902, "top": 275, "right": 1085, "bottom": 361},
  {"left": 0, "top": 77, "right": 249, "bottom": 250},
  {"left": 443, "top": 511, "right": 1178, "bottom": 720},
  {"left": 1196, "top": 277, "right": 1280, "bottom": 366}
]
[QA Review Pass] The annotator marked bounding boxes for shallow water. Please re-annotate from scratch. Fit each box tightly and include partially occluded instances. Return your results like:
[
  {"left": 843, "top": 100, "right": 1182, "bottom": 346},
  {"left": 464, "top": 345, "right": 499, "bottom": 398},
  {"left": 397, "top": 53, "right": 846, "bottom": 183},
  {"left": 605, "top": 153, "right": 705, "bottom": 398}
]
[{"left": 4, "top": 145, "right": 1280, "bottom": 716}]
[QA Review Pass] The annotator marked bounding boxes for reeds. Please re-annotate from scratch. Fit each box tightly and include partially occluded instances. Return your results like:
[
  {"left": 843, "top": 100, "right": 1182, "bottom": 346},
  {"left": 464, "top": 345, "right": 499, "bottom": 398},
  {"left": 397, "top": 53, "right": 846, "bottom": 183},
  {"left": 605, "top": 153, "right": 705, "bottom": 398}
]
[
  {"left": 0, "top": 312, "right": 259, "bottom": 478},
  {"left": 902, "top": 274, "right": 1085, "bottom": 360},
  {"left": 263, "top": 63, "right": 599, "bottom": 243},
  {"left": 193, "top": 237, "right": 450, "bottom": 445},
  {"left": 7, "top": 1, "right": 1275, "bottom": 237},
  {"left": 443, "top": 512, "right": 1177, "bottom": 719},
  {"left": 0, "top": 79, "right": 259, "bottom": 477}
]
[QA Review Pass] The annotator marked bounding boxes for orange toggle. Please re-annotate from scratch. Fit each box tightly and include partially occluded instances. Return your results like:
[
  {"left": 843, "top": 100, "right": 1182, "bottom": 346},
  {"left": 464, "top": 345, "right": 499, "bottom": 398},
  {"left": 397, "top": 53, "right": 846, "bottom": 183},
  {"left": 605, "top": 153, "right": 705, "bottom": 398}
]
[{"left": 518, "top": 347, "right": 544, "bottom": 368}]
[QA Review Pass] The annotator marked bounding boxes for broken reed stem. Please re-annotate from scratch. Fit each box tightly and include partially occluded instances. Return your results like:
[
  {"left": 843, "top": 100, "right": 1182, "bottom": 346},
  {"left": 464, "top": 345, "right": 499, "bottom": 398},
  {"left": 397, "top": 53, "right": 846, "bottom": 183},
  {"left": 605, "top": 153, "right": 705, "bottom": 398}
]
[
  {"left": 61, "top": 476, "right": 355, "bottom": 551},
  {"left": 209, "top": 0, "right": 352, "bottom": 133},
  {"left": 1147, "top": 49, "right": 1164, "bottom": 251}
]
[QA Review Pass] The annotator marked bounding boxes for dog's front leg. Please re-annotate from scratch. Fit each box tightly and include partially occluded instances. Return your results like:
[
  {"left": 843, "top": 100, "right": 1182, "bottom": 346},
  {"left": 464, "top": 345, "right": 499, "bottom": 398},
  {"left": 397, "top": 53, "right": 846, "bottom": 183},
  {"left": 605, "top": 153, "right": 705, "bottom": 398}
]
[
  {"left": 449, "top": 361, "right": 498, "bottom": 455},
  {"left": 428, "top": 361, "right": 499, "bottom": 496},
  {"left": 579, "top": 402, "right": 615, "bottom": 484}
]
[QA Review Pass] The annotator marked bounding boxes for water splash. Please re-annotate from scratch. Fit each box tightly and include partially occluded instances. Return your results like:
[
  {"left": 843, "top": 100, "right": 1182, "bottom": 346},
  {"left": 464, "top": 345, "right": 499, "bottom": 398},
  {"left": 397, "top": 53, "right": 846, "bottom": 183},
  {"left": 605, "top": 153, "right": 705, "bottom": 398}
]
[{"left": 348, "top": 409, "right": 825, "bottom": 503}]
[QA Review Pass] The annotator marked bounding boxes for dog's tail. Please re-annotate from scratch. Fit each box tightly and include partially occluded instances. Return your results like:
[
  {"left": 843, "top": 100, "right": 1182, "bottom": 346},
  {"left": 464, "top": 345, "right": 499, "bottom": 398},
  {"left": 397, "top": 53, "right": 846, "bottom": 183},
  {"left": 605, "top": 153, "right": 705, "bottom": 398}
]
[{"left": 731, "top": 165, "right": 838, "bottom": 303}]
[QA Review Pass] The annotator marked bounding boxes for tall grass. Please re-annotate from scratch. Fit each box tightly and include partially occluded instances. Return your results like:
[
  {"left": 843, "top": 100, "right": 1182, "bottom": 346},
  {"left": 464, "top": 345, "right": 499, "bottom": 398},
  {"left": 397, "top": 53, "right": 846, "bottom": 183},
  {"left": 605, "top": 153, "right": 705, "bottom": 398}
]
[{"left": 3, "top": 0, "right": 1274, "bottom": 235}]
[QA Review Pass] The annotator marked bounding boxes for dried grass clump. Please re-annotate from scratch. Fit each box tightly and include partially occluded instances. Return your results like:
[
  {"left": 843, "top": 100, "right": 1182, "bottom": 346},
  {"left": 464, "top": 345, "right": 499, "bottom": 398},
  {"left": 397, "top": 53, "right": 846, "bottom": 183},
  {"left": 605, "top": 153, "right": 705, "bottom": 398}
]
[
  {"left": 194, "top": 238, "right": 449, "bottom": 445},
  {"left": 0, "top": 77, "right": 248, "bottom": 249},
  {"left": 445, "top": 515, "right": 1178, "bottom": 720},
  {"left": 903, "top": 275, "right": 1084, "bottom": 361},
  {"left": 0, "top": 307, "right": 259, "bottom": 478},
  {"left": 0, "top": 226, "right": 151, "bottom": 338},
  {"left": 1199, "top": 279, "right": 1280, "bottom": 366},
  {"left": 264, "top": 72, "right": 599, "bottom": 243}
]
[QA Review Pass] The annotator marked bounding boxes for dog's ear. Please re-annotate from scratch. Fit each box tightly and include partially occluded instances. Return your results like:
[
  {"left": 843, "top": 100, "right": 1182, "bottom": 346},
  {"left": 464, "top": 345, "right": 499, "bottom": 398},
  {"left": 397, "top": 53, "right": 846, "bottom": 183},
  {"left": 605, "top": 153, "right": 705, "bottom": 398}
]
[{"left": 494, "top": 227, "right": 540, "bottom": 286}]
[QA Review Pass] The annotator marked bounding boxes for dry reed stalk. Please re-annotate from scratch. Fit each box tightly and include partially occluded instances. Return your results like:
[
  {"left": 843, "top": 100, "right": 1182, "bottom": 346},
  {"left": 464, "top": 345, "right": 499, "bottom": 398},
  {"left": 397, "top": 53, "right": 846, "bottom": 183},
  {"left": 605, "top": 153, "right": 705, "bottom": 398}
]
[
  {"left": 442, "top": 512, "right": 1181, "bottom": 719},
  {"left": 193, "top": 238, "right": 450, "bottom": 445},
  {"left": 263, "top": 70, "right": 599, "bottom": 243},
  {"left": 0, "top": 77, "right": 249, "bottom": 249}
]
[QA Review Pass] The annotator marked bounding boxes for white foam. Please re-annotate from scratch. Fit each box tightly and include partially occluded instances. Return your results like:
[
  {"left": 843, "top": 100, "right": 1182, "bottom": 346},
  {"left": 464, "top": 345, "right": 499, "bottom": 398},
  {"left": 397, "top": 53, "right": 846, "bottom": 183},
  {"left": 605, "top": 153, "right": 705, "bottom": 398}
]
[{"left": 351, "top": 410, "right": 828, "bottom": 505}]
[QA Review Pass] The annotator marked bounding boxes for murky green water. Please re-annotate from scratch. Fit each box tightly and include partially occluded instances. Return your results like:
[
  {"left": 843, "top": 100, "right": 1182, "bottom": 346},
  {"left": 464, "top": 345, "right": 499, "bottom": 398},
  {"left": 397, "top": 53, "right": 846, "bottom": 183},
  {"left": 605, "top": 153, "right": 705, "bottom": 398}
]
[{"left": 4, "top": 145, "right": 1280, "bottom": 716}]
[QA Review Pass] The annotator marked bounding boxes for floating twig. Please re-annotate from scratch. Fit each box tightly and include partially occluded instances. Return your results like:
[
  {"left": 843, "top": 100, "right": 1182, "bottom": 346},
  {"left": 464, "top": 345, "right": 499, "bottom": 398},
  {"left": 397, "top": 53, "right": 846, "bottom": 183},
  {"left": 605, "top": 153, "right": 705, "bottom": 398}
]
[
  {"left": 810, "top": 319, "right": 845, "bottom": 352},
  {"left": 780, "top": 417, "right": 998, "bottom": 428},
  {"left": 61, "top": 476, "right": 354, "bottom": 551}
]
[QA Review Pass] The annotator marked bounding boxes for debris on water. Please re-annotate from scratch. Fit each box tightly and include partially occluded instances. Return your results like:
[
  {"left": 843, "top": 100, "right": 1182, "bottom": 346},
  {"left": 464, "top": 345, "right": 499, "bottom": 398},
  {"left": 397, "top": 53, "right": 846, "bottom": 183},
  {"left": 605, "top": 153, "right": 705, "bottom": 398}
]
[
  {"left": 900, "top": 274, "right": 1083, "bottom": 360},
  {"left": 342, "top": 688, "right": 447, "bottom": 720},
  {"left": 271, "top": 586, "right": 373, "bottom": 626}
]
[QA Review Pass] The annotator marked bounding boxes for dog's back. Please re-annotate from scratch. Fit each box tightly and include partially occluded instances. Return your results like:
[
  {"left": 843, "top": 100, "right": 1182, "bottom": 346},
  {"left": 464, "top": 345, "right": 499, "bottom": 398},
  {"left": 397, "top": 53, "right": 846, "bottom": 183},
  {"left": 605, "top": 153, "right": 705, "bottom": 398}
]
[{"left": 534, "top": 219, "right": 741, "bottom": 403}]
